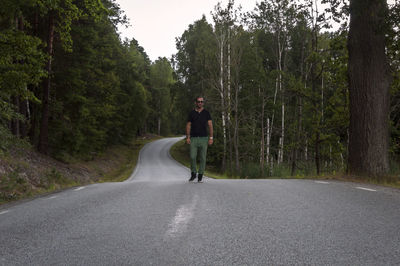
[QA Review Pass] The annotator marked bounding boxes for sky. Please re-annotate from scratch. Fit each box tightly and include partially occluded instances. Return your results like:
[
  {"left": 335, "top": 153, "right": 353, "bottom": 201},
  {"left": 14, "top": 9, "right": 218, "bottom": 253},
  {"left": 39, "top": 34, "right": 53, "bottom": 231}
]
[
  {"left": 116, "top": 0, "right": 258, "bottom": 61},
  {"left": 116, "top": 0, "right": 397, "bottom": 62}
]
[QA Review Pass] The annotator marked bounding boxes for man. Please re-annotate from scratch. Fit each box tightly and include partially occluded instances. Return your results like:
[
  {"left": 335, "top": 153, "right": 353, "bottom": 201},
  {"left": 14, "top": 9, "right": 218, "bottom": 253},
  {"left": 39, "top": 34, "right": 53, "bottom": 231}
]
[{"left": 186, "top": 96, "right": 213, "bottom": 183}]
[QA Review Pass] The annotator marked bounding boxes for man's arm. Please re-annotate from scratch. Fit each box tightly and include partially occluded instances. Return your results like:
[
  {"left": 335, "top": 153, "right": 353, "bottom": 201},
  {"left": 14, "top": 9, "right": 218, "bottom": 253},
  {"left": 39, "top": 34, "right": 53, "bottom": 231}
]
[
  {"left": 186, "top": 122, "right": 191, "bottom": 144},
  {"left": 208, "top": 120, "right": 213, "bottom": 145}
]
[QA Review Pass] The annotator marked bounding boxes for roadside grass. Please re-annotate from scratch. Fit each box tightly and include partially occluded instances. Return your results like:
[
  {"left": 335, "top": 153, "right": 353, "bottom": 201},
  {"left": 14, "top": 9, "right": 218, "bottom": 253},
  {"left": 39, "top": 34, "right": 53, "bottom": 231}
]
[
  {"left": 170, "top": 139, "right": 400, "bottom": 189},
  {"left": 96, "top": 135, "right": 162, "bottom": 182},
  {"left": 0, "top": 167, "right": 79, "bottom": 205},
  {"left": 0, "top": 135, "right": 161, "bottom": 205}
]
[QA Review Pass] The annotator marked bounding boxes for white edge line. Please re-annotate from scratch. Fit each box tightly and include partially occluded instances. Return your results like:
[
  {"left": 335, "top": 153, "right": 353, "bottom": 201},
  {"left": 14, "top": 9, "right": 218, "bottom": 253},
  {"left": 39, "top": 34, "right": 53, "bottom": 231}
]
[
  {"left": 356, "top": 187, "right": 377, "bottom": 192},
  {"left": 74, "top": 187, "right": 85, "bottom": 191},
  {"left": 315, "top": 181, "right": 330, "bottom": 184},
  {"left": 0, "top": 210, "right": 10, "bottom": 215}
]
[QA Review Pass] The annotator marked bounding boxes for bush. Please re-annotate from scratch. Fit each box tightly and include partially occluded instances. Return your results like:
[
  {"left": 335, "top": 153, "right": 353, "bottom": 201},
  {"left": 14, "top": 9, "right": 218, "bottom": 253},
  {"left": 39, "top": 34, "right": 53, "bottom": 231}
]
[
  {"left": 0, "top": 170, "right": 31, "bottom": 202},
  {"left": 240, "top": 162, "right": 263, "bottom": 179},
  {"left": 40, "top": 168, "right": 69, "bottom": 189}
]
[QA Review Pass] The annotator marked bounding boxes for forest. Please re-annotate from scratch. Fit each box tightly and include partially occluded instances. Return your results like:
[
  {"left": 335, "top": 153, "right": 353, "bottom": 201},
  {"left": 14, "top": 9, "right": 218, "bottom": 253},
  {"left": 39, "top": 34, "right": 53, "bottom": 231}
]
[{"left": 1, "top": 0, "right": 400, "bottom": 180}]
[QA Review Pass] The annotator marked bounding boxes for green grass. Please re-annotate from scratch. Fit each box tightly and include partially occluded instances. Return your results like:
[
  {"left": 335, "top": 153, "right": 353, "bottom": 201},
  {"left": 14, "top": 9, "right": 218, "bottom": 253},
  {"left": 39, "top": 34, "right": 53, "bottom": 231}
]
[
  {"left": 0, "top": 135, "right": 161, "bottom": 205},
  {"left": 169, "top": 139, "right": 400, "bottom": 189},
  {"left": 98, "top": 136, "right": 162, "bottom": 182},
  {"left": 0, "top": 167, "right": 78, "bottom": 204}
]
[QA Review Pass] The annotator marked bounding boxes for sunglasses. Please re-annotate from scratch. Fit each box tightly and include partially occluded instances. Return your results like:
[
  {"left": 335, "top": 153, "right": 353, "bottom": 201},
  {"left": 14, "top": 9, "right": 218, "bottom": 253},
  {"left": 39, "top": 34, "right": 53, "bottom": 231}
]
[{"left": 196, "top": 101, "right": 204, "bottom": 103}]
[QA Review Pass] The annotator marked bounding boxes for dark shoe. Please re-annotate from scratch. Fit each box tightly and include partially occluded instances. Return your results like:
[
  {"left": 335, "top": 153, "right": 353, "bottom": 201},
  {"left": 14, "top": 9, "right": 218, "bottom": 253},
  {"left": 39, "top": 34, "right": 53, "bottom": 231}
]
[
  {"left": 189, "top": 172, "right": 196, "bottom": 182},
  {"left": 197, "top": 174, "right": 203, "bottom": 183}
]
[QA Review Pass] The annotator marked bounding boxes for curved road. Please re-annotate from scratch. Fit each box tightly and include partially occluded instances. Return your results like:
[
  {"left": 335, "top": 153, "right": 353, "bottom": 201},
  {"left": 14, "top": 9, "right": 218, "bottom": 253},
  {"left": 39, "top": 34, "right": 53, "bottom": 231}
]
[{"left": 1, "top": 137, "right": 400, "bottom": 265}]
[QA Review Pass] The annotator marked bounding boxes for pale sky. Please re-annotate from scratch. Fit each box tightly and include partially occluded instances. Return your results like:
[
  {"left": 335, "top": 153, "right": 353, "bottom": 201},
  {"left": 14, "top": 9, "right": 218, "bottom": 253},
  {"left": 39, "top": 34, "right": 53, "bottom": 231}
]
[
  {"left": 116, "top": 0, "right": 397, "bottom": 62},
  {"left": 116, "top": 0, "right": 258, "bottom": 61}
]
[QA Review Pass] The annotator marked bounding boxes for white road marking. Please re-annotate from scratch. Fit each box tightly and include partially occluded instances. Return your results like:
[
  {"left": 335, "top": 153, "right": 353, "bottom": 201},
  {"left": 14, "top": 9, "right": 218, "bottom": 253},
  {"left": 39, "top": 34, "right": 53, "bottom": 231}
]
[
  {"left": 46, "top": 196, "right": 58, "bottom": 200},
  {"left": 74, "top": 187, "right": 85, "bottom": 191},
  {"left": 165, "top": 195, "right": 199, "bottom": 239},
  {"left": 315, "top": 181, "right": 330, "bottom": 184},
  {"left": 356, "top": 187, "right": 377, "bottom": 192},
  {"left": 0, "top": 210, "right": 9, "bottom": 215}
]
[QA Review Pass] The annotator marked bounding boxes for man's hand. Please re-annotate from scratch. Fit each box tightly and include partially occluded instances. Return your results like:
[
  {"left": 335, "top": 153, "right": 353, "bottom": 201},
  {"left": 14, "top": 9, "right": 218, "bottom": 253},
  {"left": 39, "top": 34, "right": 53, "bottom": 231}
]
[
  {"left": 208, "top": 120, "right": 213, "bottom": 146},
  {"left": 186, "top": 122, "right": 191, "bottom": 144}
]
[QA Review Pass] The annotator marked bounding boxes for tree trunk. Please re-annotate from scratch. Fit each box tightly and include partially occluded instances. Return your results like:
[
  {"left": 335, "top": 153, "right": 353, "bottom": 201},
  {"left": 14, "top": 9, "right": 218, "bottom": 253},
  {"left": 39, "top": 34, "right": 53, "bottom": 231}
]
[
  {"left": 234, "top": 84, "right": 240, "bottom": 174},
  {"left": 266, "top": 71, "right": 279, "bottom": 169},
  {"left": 19, "top": 93, "right": 29, "bottom": 138},
  {"left": 277, "top": 38, "right": 284, "bottom": 164},
  {"left": 18, "top": 17, "right": 29, "bottom": 138},
  {"left": 292, "top": 41, "right": 306, "bottom": 175},
  {"left": 347, "top": 0, "right": 391, "bottom": 176},
  {"left": 38, "top": 12, "right": 55, "bottom": 154},
  {"left": 265, "top": 117, "right": 270, "bottom": 169},
  {"left": 315, "top": 131, "right": 321, "bottom": 175},
  {"left": 157, "top": 117, "right": 161, "bottom": 136},
  {"left": 291, "top": 96, "right": 302, "bottom": 176},
  {"left": 219, "top": 32, "right": 227, "bottom": 172},
  {"left": 279, "top": 103, "right": 285, "bottom": 164},
  {"left": 227, "top": 29, "right": 233, "bottom": 175},
  {"left": 28, "top": 9, "right": 40, "bottom": 144},
  {"left": 227, "top": 29, "right": 231, "bottom": 123},
  {"left": 260, "top": 89, "right": 265, "bottom": 176},
  {"left": 11, "top": 17, "right": 21, "bottom": 137},
  {"left": 11, "top": 96, "right": 20, "bottom": 137},
  {"left": 311, "top": 20, "right": 320, "bottom": 175}
]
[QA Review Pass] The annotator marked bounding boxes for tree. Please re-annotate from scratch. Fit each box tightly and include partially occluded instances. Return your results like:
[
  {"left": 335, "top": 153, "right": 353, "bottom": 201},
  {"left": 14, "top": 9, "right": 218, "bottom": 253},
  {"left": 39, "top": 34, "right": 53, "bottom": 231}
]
[
  {"left": 148, "top": 57, "right": 175, "bottom": 135},
  {"left": 347, "top": 0, "right": 392, "bottom": 176},
  {"left": 211, "top": 0, "right": 241, "bottom": 173},
  {"left": 0, "top": 0, "right": 47, "bottom": 150},
  {"left": 37, "top": 0, "right": 105, "bottom": 154},
  {"left": 252, "top": 0, "right": 300, "bottom": 168}
]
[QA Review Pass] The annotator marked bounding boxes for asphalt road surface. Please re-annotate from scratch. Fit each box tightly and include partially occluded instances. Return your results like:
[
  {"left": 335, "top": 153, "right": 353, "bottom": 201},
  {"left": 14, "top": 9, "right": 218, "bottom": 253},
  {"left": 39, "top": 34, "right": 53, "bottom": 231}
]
[{"left": 1, "top": 137, "right": 400, "bottom": 265}]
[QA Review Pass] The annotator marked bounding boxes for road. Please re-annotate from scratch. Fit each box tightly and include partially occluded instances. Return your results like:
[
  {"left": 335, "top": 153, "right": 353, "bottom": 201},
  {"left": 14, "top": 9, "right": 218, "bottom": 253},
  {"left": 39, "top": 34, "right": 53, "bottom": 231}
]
[{"left": 1, "top": 137, "right": 400, "bottom": 265}]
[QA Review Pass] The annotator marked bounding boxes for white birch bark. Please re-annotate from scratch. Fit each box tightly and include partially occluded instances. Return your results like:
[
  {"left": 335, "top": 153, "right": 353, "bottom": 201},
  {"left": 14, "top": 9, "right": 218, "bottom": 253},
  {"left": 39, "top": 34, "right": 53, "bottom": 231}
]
[
  {"left": 279, "top": 104, "right": 285, "bottom": 164},
  {"left": 219, "top": 31, "right": 227, "bottom": 170},
  {"left": 260, "top": 91, "right": 265, "bottom": 169},
  {"left": 227, "top": 28, "right": 231, "bottom": 124},
  {"left": 266, "top": 118, "right": 270, "bottom": 167},
  {"left": 277, "top": 33, "right": 285, "bottom": 164}
]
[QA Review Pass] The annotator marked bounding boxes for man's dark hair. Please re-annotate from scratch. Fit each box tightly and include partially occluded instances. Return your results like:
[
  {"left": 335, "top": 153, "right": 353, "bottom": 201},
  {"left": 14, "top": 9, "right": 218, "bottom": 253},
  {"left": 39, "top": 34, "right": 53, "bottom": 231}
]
[{"left": 195, "top": 96, "right": 205, "bottom": 102}]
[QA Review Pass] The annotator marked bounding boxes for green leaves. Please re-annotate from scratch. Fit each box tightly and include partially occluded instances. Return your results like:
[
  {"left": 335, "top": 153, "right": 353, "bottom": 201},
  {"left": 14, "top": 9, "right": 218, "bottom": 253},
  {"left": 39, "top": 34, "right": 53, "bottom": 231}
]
[
  {"left": 0, "top": 30, "right": 46, "bottom": 93},
  {"left": 0, "top": 29, "right": 45, "bottom": 145}
]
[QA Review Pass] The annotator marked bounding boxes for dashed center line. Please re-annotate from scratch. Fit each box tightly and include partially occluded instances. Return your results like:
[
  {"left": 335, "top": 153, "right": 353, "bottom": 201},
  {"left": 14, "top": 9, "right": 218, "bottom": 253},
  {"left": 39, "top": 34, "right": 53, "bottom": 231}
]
[
  {"left": 164, "top": 195, "right": 199, "bottom": 239},
  {"left": 315, "top": 181, "right": 330, "bottom": 184},
  {"left": 47, "top": 196, "right": 58, "bottom": 200},
  {"left": 74, "top": 187, "right": 85, "bottom": 191},
  {"left": 0, "top": 210, "right": 9, "bottom": 215},
  {"left": 356, "top": 187, "right": 377, "bottom": 192}
]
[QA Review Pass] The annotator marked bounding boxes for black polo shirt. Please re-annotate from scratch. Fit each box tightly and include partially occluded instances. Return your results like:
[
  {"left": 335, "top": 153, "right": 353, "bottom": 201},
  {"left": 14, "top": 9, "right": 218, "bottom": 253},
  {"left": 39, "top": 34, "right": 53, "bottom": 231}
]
[{"left": 188, "top": 109, "right": 212, "bottom": 137}]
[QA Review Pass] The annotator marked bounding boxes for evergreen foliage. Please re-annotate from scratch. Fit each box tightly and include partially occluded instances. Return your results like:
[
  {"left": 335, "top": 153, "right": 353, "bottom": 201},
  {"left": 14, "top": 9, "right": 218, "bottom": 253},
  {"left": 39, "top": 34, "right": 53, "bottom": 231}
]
[
  {"left": 0, "top": 0, "right": 176, "bottom": 160},
  {"left": 1, "top": 0, "right": 399, "bottom": 179}
]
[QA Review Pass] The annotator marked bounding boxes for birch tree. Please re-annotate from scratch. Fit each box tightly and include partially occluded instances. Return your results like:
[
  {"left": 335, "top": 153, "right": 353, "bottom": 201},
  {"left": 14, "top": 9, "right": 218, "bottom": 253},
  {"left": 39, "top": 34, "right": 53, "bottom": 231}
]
[
  {"left": 212, "top": 0, "right": 238, "bottom": 172},
  {"left": 252, "top": 0, "right": 299, "bottom": 167}
]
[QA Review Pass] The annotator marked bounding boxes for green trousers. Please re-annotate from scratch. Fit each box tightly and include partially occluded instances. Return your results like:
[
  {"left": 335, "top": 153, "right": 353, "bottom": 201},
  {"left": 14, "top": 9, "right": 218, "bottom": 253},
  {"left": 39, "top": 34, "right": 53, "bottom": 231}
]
[{"left": 190, "top": 137, "right": 208, "bottom": 174}]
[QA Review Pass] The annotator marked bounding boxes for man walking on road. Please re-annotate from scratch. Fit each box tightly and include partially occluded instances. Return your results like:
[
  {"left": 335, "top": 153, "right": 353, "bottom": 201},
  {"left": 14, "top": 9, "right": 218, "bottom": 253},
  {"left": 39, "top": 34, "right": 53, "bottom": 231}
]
[{"left": 186, "top": 96, "right": 213, "bottom": 182}]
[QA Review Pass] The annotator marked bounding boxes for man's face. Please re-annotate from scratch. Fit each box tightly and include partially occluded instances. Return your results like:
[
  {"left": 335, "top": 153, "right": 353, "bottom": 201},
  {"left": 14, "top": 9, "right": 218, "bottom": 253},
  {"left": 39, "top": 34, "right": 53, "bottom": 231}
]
[{"left": 195, "top": 98, "right": 204, "bottom": 108}]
